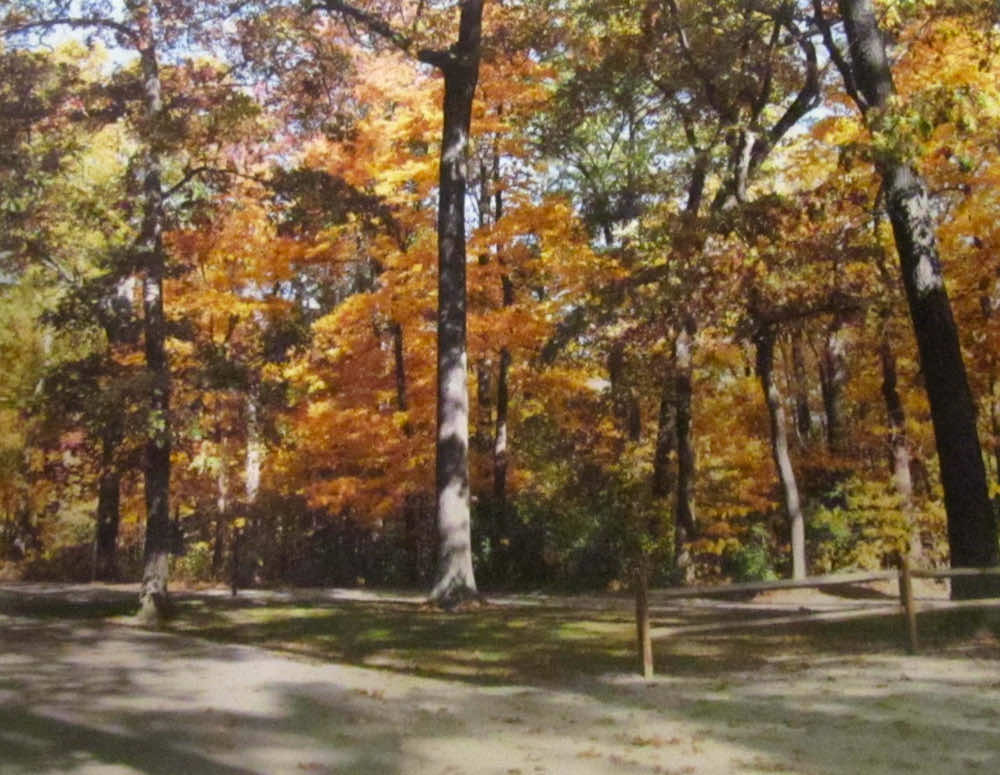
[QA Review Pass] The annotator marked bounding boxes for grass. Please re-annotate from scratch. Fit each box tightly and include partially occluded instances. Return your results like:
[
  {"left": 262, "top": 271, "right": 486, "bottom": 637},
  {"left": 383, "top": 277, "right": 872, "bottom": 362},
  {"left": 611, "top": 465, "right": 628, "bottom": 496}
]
[
  {"left": 154, "top": 594, "right": 1000, "bottom": 685},
  {"left": 3, "top": 586, "right": 998, "bottom": 685},
  {"left": 165, "top": 598, "right": 639, "bottom": 685}
]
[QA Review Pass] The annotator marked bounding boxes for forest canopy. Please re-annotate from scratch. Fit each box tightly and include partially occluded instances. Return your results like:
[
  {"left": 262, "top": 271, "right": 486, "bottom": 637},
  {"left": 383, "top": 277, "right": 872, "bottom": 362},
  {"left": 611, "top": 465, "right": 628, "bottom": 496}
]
[{"left": 3, "top": 0, "right": 1000, "bottom": 614}]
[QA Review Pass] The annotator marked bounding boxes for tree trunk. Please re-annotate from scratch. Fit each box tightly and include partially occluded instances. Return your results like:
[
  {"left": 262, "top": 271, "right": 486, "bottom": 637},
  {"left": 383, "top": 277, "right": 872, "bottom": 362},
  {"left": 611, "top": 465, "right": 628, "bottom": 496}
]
[
  {"left": 673, "top": 322, "right": 697, "bottom": 582},
  {"left": 211, "top": 416, "right": 229, "bottom": 580},
  {"left": 837, "top": 0, "right": 998, "bottom": 597},
  {"left": 389, "top": 321, "right": 422, "bottom": 585},
  {"left": 133, "top": 8, "right": 172, "bottom": 624},
  {"left": 755, "top": 325, "right": 807, "bottom": 580},
  {"left": 245, "top": 381, "right": 263, "bottom": 505},
  {"left": 428, "top": 0, "right": 484, "bottom": 608},
  {"left": 94, "top": 412, "right": 123, "bottom": 582},
  {"left": 790, "top": 326, "right": 812, "bottom": 442},
  {"left": 819, "top": 316, "right": 847, "bottom": 452},
  {"left": 475, "top": 359, "right": 493, "bottom": 453},
  {"left": 652, "top": 362, "right": 677, "bottom": 501},
  {"left": 990, "top": 377, "right": 1000, "bottom": 492},
  {"left": 879, "top": 331, "right": 920, "bottom": 561},
  {"left": 491, "top": 157, "right": 513, "bottom": 582},
  {"left": 609, "top": 341, "right": 641, "bottom": 443},
  {"left": 491, "top": 342, "right": 511, "bottom": 580}
]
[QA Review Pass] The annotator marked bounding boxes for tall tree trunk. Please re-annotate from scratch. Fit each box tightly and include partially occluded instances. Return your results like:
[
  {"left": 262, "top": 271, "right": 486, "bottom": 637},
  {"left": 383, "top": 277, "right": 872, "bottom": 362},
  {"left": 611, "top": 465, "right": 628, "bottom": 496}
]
[
  {"left": 94, "top": 411, "right": 123, "bottom": 582},
  {"left": 609, "top": 342, "right": 641, "bottom": 442},
  {"left": 427, "top": 0, "right": 484, "bottom": 608},
  {"left": 475, "top": 359, "right": 493, "bottom": 453},
  {"left": 652, "top": 362, "right": 677, "bottom": 501},
  {"left": 491, "top": 146, "right": 513, "bottom": 583},
  {"left": 211, "top": 417, "right": 228, "bottom": 580},
  {"left": 819, "top": 316, "right": 847, "bottom": 452},
  {"left": 990, "top": 376, "right": 1000, "bottom": 491},
  {"left": 879, "top": 330, "right": 919, "bottom": 561},
  {"left": 755, "top": 325, "right": 807, "bottom": 580},
  {"left": 790, "top": 325, "right": 812, "bottom": 442},
  {"left": 836, "top": 0, "right": 998, "bottom": 597},
  {"left": 245, "top": 380, "right": 263, "bottom": 505},
  {"left": 133, "top": 5, "right": 172, "bottom": 624},
  {"left": 673, "top": 321, "right": 697, "bottom": 582},
  {"left": 492, "top": 339, "right": 512, "bottom": 579},
  {"left": 390, "top": 320, "right": 422, "bottom": 584},
  {"left": 234, "top": 380, "right": 264, "bottom": 591}
]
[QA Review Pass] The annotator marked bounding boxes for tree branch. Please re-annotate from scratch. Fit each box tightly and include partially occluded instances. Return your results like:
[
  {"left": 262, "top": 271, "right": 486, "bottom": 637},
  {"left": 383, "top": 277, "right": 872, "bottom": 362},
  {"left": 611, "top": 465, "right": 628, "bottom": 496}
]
[
  {"left": 310, "top": 1, "right": 413, "bottom": 53},
  {"left": 812, "top": 0, "right": 866, "bottom": 111},
  {"left": 164, "top": 165, "right": 275, "bottom": 199},
  {"left": 3, "top": 17, "right": 138, "bottom": 44}
]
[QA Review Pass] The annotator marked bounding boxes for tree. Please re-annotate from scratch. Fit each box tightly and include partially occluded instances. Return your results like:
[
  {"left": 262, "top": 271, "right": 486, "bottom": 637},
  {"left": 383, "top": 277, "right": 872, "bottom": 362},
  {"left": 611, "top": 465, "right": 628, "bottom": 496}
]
[
  {"left": 817, "top": 0, "right": 999, "bottom": 597},
  {"left": 311, "top": 0, "right": 484, "bottom": 607}
]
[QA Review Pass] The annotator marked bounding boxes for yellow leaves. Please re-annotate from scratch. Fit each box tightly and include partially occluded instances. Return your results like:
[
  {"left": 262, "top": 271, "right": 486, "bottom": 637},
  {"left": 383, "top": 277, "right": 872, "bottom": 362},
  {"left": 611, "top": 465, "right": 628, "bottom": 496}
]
[{"left": 811, "top": 115, "right": 864, "bottom": 147}]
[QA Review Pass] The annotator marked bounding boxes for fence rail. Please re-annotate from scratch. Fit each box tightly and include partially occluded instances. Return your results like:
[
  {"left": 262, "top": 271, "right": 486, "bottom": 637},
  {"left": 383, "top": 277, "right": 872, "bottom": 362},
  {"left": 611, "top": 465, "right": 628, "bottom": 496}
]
[{"left": 634, "top": 562, "right": 1000, "bottom": 677}]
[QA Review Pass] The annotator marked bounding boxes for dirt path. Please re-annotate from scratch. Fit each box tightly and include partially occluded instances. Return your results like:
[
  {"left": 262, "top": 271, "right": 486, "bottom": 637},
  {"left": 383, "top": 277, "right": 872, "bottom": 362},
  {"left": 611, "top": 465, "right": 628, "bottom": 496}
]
[{"left": 1, "top": 587, "right": 999, "bottom": 774}]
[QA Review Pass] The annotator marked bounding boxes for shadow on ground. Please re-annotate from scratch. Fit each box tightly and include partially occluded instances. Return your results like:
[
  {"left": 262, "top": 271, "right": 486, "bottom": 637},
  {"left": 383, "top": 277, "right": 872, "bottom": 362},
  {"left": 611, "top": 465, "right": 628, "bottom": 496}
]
[{"left": 2, "top": 584, "right": 999, "bottom": 774}]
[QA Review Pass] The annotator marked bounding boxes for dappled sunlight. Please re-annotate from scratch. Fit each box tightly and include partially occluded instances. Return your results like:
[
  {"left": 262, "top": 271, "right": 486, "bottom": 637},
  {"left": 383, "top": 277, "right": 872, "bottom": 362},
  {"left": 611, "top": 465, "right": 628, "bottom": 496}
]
[{"left": 2, "top": 585, "right": 1000, "bottom": 774}]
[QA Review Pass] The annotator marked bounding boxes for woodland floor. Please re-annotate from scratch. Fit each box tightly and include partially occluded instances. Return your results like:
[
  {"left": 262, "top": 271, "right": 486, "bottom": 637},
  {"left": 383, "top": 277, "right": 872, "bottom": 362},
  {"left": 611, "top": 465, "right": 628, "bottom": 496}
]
[{"left": 1, "top": 582, "right": 999, "bottom": 774}]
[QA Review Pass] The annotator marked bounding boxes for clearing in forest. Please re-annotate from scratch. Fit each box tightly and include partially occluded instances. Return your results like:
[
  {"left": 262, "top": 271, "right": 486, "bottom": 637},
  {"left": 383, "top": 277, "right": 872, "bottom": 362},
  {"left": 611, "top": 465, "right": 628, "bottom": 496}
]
[{"left": 1, "top": 583, "right": 998, "bottom": 774}]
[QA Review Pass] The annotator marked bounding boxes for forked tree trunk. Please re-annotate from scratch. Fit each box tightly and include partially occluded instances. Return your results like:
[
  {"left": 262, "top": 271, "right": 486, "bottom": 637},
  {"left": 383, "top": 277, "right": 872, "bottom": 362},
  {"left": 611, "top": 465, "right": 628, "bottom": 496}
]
[
  {"left": 427, "top": 0, "right": 484, "bottom": 608},
  {"left": 94, "top": 276, "right": 135, "bottom": 582},
  {"left": 836, "top": 0, "right": 999, "bottom": 597},
  {"left": 755, "top": 325, "right": 807, "bottom": 579},
  {"left": 133, "top": 7, "right": 172, "bottom": 624}
]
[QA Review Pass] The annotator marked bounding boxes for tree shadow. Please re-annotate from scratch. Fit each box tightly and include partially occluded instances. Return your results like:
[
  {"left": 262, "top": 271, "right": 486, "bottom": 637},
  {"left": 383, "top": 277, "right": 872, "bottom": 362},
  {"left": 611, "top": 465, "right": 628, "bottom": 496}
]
[
  {"left": 0, "top": 618, "right": 409, "bottom": 774},
  {"left": 2, "top": 590, "right": 999, "bottom": 775}
]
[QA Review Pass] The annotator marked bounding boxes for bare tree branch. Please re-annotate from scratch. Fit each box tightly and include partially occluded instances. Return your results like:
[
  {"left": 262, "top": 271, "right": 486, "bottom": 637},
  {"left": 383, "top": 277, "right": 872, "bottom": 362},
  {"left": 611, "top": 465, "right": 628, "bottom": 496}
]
[
  {"left": 812, "top": 0, "right": 867, "bottom": 111},
  {"left": 2, "top": 17, "right": 138, "bottom": 44}
]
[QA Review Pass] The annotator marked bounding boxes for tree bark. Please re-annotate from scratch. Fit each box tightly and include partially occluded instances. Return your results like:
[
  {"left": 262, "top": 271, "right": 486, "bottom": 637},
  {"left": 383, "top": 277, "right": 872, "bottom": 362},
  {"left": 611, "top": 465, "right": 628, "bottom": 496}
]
[
  {"left": 836, "top": 0, "right": 998, "bottom": 597},
  {"left": 879, "top": 330, "right": 920, "bottom": 561},
  {"left": 651, "top": 362, "right": 677, "bottom": 501},
  {"left": 491, "top": 340, "right": 511, "bottom": 578},
  {"left": 389, "top": 321, "right": 423, "bottom": 584},
  {"left": 475, "top": 359, "right": 493, "bottom": 453},
  {"left": 245, "top": 380, "right": 263, "bottom": 505},
  {"left": 755, "top": 325, "right": 807, "bottom": 580},
  {"left": 673, "top": 321, "right": 697, "bottom": 582},
  {"left": 94, "top": 412, "right": 123, "bottom": 582},
  {"left": 491, "top": 149, "right": 513, "bottom": 582},
  {"left": 132, "top": 3, "right": 172, "bottom": 624},
  {"left": 819, "top": 316, "right": 847, "bottom": 452},
  {"left": 211, "top": 416, "right": 229, "bottom": 580},
  {"left": 990, "top": 377, "right": 1000, "bottom": 493},
  {"left": 427, "top": 0, "right": 484, "bottom": 608},
  {"left": 789, "top": 326, "right": 812, "bottom": 443}
]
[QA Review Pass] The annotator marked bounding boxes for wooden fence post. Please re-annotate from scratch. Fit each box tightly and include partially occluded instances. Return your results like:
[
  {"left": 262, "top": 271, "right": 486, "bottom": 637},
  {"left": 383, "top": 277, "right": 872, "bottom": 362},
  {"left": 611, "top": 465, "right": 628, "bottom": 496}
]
[
  {"left": 899, "top": 555, "right": 918, "bottom": 654},
  {"left": 635, "top": 558, "right": 653, "bottom": 678}
]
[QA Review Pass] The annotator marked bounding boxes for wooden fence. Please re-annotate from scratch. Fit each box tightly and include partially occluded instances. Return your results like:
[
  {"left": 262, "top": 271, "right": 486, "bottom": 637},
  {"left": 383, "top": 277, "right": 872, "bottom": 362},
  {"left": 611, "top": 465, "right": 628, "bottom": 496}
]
[{"left": 634, "top": 561, "right": 1000, "bottom": 678}]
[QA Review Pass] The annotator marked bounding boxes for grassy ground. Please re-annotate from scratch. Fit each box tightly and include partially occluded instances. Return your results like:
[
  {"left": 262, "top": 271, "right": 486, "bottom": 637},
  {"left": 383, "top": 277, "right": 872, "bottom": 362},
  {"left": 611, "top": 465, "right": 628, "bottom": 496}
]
[
  {"left": 3, "top": 583, "right": 998, "bottom": 685},
  {"left": 100, "top": 591, "right": 1000, "bottom": 683},
  {"left": 3, "top": 583, "right": 999, "bottom": 774}
]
